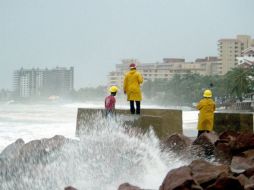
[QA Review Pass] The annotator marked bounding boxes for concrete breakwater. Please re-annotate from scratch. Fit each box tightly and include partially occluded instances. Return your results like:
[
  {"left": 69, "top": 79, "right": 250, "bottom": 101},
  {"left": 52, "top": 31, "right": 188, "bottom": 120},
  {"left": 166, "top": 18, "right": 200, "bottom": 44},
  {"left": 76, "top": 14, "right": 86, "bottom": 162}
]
[
  {"left": 76, "top": 108, "right": 183, "bottom": 140},
  {"left": 76, "top": 108, "right": 254, "bottom": 139}
]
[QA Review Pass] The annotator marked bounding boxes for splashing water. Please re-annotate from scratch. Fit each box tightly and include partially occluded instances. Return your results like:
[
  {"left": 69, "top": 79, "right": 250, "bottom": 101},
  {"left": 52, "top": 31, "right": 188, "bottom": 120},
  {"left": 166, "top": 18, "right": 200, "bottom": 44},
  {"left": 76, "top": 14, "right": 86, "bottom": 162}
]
[{"left": 0, "top": 113, "right": 188, "bottom": 190}]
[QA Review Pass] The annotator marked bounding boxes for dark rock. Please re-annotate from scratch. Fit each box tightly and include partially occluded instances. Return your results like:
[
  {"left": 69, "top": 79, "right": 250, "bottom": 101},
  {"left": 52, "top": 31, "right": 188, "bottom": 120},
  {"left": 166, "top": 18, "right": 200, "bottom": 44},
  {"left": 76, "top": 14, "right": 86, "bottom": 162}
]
[
  {"left": 191, "top": 184, "right": 203, "bottom": 190},
  {"left": 206, "top": 176, "right": 244, "bottom": 190},
  {"left": 189, "top": 160, "right": 229, "bottom": 187},
  {"left": 195, "top": 132, "right": 219, "bottom": 144},
  {"left": 244, "top": 167, "right": 254, "bottom": 178},
  {"left": 118, "top": 183, "right": 141, "bottom": 190},
  {"left": 159, "top": 166, "right": 198, "bottom": 190},
  {"left": 236, "top": 174, "right": 250, "bottom": 187},
  {"left": 233, "top": 133, "right": 254, "bottom": 153},
  {"left": 245, "top": 176, "right": 254, "bottom": 190},
  {"left": 64, "top": 186, "right": 78, "bottom": 190},
  {"left": 193, "top": 132, "right": 218, "bottom": 156},
  {"left": 162, "top": 133, "right": 192, "bottom": 154},
  {"left": 214, "top": 140, "right": 232, "bottom": 164},
  {"left": 218, "top": 131, "right": 238, "bottom": 142},
  {"left": 215, "top": 132, "right": 254, "bottom": 164},
  {"left": 241, "top": 149, "right": 254, "bottom": 160},
  {"left": 245, "top": 185, "right": 254, "bottom": 190},
  {"left": 230, "top": 156, "right": 254, "bottom": 173},
  {"left": 189, "top": 145, "right": 206, "bottom": 159}
]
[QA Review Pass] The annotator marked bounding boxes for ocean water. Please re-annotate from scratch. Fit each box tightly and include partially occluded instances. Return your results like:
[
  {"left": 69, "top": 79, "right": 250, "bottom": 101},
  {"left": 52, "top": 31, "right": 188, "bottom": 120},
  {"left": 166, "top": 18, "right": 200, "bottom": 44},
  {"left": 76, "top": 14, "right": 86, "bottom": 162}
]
[{"left": 0, "top": 102, "right": 198, "bottom": 190}]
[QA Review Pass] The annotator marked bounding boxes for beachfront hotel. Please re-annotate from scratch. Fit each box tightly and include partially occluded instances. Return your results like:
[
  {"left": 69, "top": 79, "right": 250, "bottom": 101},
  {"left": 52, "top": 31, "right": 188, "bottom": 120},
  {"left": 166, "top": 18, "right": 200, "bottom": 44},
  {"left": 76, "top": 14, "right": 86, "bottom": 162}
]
[
  {"left": 13, "top": 67, "right": 74, "bottom": 98},
  {"left": 109, "top": 34, "right": 254, "bottom": 89},
  {"left": 108, "top": 57, "right": 222, "bottom": 89}
]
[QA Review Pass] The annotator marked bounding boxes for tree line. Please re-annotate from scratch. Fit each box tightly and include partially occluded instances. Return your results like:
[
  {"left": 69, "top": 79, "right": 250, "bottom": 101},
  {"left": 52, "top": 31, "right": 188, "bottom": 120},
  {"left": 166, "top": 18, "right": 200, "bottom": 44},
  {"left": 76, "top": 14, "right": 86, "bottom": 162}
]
[
  {"left": 69, "top": 67, "right": 254, "bottom": 106},
  {"left": 142, "top": 67, "right": 254, "bottom": 106}
]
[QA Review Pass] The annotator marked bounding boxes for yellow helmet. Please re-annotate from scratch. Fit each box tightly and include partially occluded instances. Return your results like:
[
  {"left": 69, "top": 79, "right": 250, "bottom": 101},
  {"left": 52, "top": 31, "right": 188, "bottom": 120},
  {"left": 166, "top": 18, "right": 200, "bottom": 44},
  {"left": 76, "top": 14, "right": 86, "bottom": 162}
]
[
  {"left": 203, "top": 89, "right": 212, "bottom": 97},
  {"left": 109, "top": 86, "right": 118, "bottom": 93}
]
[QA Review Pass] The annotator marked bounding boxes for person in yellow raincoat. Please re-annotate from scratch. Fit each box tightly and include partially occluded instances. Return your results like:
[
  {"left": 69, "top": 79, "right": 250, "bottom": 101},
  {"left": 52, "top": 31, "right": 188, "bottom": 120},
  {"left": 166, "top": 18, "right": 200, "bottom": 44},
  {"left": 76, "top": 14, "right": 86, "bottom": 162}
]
[
  {"left": 196, "top": 89, "right": 216, "bottom": 137},
  {"left": 123, "top": 63, "right": 143, "bottom": 114}
]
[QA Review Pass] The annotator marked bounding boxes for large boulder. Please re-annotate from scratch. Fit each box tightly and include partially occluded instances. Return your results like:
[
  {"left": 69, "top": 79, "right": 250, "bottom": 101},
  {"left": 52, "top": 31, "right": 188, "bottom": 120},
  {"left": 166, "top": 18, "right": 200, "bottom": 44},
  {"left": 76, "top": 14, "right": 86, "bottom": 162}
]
[
  {"left": 159, "top": 166, "right": 199, "bottom": 190},
  {"left": 0, "top": 135, "right": 71, "bottom": 182},
  {"left": 206, "top": 176, "right": 244, "bottom": 190},
  {"left": 245, "top": 176, "right": 254, "bottom": 190},
  {"left": 18, "top": 135, "right": 68, "bottom": 163},
  {"left": 218, "top": 131, "right": 238, "bottom": 142},
  {"left": 215, "top": 132, "right": 254, "bottom": 164},
  {"left": 118, "top": 183, "right": 141, "bottom": 190},
  {"left": 214, "top": 139, "right": 232, "bottom": 164},
  {"left": 162, "top": 133, "right": 193, "bottom": 154},
  {"left": 232, "top": 133, "right": 254, "bottom": 154},
  {"left": 236, "top": 174, "right": 254, "bottom": 189},
  {"left": 189, "top": 160, "right": 229, "bottom": 187},
  {"left": 244, "top": 167, "right": 254, "bottom": 178},
  {"left": 193, "top": 132, "right": 219, "bottom": 157},
  {"left": 64, "top": 186, "right": 78, "bottom": 190},
  {"left": 231, "top": 150, "right": 254, "bottom": 173},
  {"left": 236, "top": 174, "right": 250, "bottom": 187},
  {"left": 0, "top": 138, "right": 24, "bottom": 161}
]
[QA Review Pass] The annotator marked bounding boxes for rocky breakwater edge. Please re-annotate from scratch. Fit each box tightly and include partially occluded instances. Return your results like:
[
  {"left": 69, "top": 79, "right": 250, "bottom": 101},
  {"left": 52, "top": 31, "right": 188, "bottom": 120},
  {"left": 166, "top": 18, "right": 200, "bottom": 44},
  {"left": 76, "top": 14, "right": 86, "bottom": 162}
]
[
  {"left": 0, "top": 131, "right": 254, "bottom": 190},
  {"left": 118, "top": 131, "right": 254, "bottom": 190}
]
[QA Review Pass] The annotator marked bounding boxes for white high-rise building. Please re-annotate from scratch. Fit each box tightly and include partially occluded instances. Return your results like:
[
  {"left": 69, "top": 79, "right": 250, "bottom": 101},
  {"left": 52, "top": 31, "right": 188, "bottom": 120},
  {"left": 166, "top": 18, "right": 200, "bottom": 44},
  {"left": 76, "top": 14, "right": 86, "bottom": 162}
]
[{"left": 13, "top": 67, "right": 74, "bottom": 98}]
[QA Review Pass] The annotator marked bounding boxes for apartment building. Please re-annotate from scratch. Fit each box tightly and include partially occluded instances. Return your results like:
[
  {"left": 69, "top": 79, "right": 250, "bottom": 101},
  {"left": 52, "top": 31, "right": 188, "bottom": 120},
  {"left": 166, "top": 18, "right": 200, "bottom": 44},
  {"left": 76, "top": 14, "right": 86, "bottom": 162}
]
[
  {"left": 43, "top": 67, "right": 74, "bottom": 96},
  {"left": 13, "top": 67, "right": 74, "bottom": 98},
  {"left": 108, "top": 57, "right": 221, "bottom": 89},
  {"left": 13, "top": 68, "right": 43, "bottom": 98},
  {"left": 218, "top": 35, "right": 254, "bottom": 74}
]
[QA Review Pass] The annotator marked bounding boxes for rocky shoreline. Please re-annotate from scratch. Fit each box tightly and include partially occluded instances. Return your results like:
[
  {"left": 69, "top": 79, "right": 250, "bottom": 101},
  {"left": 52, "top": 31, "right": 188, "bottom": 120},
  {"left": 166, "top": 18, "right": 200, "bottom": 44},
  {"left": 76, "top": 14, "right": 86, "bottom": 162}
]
[
  {"left": 0, "top": 131, "right": 254, "bottom": 190},
  {"left": 118, "top": 131, "right": 254, "bottom": 190}
]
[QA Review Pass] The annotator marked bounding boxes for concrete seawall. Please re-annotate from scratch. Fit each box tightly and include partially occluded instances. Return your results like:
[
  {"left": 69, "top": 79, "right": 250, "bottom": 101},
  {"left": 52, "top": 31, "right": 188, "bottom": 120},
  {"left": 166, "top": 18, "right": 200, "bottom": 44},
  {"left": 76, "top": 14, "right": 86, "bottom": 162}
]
[
  {"left": 76, "top": 108, "right": 182, "bottom": 140},
  {"left": 214, "top": 111, "right": 254, "bottom": 133},
  {"left": 76, "top": 108, "right": 254, "bottom": 140}
]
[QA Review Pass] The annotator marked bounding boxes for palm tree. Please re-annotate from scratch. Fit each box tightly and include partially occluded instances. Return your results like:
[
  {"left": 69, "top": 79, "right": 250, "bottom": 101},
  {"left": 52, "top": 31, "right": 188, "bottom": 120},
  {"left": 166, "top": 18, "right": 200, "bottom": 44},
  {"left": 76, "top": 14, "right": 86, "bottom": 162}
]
[{"left": 225, "top": 67, "right": 254, "bottom": 101}]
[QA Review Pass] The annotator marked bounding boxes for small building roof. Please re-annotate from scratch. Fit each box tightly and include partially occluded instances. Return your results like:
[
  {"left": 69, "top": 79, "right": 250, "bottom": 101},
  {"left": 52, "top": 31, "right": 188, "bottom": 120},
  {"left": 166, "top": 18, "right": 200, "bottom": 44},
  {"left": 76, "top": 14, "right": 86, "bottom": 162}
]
[{"left": 242, "top": 47, "right": 254, "bottom": 55}]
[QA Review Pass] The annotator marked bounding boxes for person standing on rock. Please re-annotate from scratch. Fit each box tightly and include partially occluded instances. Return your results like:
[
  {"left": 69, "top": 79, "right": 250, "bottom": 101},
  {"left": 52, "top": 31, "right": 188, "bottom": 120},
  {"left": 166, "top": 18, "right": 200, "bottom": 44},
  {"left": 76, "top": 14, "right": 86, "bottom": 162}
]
[
  {"left": 196, "top": 89, "right": 216, "bottom": 137},
  {"left": 123, "top": 63, "right": 143, "bottom": 114}
]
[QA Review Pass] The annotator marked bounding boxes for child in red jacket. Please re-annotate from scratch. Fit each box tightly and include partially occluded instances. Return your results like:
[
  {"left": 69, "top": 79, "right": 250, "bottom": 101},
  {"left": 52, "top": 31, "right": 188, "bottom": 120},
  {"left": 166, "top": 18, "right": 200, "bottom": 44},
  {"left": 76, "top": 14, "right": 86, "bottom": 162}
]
[{"left": 105, "top": 86, "right": 118, "bottom": 117}]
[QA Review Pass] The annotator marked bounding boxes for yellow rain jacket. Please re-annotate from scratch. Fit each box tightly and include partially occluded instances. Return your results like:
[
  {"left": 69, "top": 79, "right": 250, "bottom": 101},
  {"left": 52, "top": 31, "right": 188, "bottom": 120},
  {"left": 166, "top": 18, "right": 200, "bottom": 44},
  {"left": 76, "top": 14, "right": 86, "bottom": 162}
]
[
  {"left": 196, "top": 98, "right": 216, "bottom": 131},
  {"left": 123, "top": 69, "right": 143, "bottom": 101}
]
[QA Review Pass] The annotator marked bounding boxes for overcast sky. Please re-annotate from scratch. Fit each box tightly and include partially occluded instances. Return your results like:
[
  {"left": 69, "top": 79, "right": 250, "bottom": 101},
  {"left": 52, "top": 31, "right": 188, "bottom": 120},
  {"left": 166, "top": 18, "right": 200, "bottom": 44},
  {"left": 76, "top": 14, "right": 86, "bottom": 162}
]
[{"left": 0, "top": 0, "right": 254, "bottom": 89}]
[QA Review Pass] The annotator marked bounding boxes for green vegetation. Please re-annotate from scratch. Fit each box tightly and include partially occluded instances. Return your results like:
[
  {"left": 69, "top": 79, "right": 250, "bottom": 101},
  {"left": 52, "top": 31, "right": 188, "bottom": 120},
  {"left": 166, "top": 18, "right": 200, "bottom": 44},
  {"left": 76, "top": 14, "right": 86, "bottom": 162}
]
[
  {"left": 224, "top": 67, "right": 254, "bottom": 101},
  {"left": 39, "top": 66, "right": 253, "bottom": 105},
  {"left": 142, "top": 67, "right": 254, "bottom": 106},
  {"left": 71, "top": 85, "right": 106, "bottom": 101}
]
